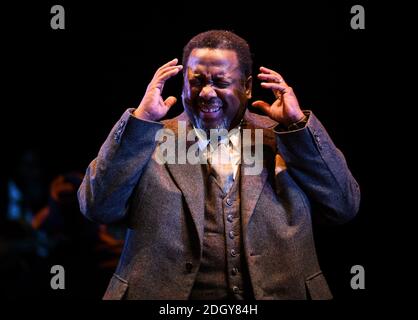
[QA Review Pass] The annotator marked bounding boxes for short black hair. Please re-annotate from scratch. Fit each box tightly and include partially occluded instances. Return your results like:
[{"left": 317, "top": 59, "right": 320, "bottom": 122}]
[{"left": 182, "top": 30, "right": 252, "bottom": 78}]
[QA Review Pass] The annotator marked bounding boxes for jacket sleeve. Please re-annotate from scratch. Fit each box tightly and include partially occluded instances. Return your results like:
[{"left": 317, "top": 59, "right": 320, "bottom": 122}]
[
  {"left": 78, "top": 108, "right": 163, "bottom": 224},
  {"left": 275, "top": 111, "right": 361, "bottom": 225}
]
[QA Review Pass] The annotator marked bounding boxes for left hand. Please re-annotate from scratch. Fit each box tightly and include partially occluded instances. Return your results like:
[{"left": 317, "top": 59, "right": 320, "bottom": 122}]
[{"left": 252, "top": 66, "right": 304, "bottom": 126}]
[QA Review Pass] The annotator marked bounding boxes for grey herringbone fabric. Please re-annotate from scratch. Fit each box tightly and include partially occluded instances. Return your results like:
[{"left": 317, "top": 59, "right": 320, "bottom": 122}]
[{"left": 79, "top": 108, "right": 360, "bottom": 300}]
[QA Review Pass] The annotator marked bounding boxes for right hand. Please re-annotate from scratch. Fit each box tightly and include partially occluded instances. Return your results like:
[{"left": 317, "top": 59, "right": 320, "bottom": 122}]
[{"left": 133, "top": 58, "right": 183, "bottom": 121}]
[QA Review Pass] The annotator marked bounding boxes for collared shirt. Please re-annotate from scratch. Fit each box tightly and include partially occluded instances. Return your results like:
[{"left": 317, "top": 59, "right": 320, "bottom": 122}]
[{"left": 193, "top": 126, "right": 241, "bottom": 180}]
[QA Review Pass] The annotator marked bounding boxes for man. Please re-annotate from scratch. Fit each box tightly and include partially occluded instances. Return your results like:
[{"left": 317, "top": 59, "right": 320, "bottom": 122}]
[{"left": 78, "top": 30, "right": 360, "bottom": 300}]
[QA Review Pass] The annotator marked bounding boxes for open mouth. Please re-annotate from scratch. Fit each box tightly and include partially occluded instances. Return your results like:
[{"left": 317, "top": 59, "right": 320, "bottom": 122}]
[
  {"left": 197, "top": 99, "right": 224, "bottom": 120},
  {"left": 200, "top": 106, "right": 221, "bottom": 113}
]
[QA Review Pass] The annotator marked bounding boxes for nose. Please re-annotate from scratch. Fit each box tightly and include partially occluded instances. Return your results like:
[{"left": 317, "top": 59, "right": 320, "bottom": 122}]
[{"left": 199, "top": 84, "right": 217, "bottom": 100}]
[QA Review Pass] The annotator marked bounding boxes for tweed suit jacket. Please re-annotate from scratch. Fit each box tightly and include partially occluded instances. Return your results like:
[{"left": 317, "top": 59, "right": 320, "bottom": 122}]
[{"left": 78, "top": 108, "right": 360, "bottom": 300}]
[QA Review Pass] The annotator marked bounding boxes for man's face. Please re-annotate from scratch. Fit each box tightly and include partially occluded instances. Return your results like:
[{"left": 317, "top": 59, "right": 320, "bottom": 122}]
[{"left": 182, "top": 48, "right": 252, "bottom": 132}]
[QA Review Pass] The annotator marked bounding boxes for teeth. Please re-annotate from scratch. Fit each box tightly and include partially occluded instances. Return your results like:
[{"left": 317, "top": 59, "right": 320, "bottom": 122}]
[{"left": 201, "top": 107, "right": 221, "bottom": 113}]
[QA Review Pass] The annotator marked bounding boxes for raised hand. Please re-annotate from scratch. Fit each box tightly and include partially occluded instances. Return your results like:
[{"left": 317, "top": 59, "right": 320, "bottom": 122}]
[
  {"left": 252, "top": 66, "right": 305, "bottom": 126},
  {"left": 134, "top": 58, "right": 183, "bottom": 121}
]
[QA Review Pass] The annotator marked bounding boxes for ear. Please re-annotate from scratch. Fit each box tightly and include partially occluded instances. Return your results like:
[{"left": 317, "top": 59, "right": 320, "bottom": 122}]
[{"left": 245, "top": 76, "right": 252, "bottom": 99}]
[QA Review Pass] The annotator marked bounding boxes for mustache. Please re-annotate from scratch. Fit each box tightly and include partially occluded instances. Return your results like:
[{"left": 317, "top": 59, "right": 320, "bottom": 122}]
[{"left": 198, "top": 98, "right": 223, "bottom": 108}]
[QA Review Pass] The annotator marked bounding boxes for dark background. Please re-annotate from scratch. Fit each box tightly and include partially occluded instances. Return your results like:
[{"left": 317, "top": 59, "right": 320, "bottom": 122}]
[{"left": 1, "top": 0, "right": 387, "bottom": 301}]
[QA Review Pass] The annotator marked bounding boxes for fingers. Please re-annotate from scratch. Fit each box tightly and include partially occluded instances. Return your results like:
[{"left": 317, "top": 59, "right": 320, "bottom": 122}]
[
  {"left": 258, "top": 66, "right": 287, "bottom": 86},
  {"left": 156, "top": 59, "right": 183, "bottom": 79},
  {"left": 164, "top": 96, "right": 177, "bottom": 108},
  {"left": 151, "top": 61, "right": 183, "bottom": 90},
  {"left": 260, "top": 82, "right": 288, "bottom": 93},
  {"left": 252, "top": 100, "right": 272, "bottom": 116},
  {"left": 258, "top": 66, "right": 291, "bottom": 97},
  {"left": 153, "top": 66, "right": 183, "bottom": 91},
  {"left": 259, "top": 66, "right": 284, "bottom": 80},
  {"left": 257, "top": 73, "right": 286, "bottom": 85},
  {"left": 159, "top": 65, "right": 183, "bottom": 81},
  {"left": 158, "top": 58, "right": 180, "bottom": 71}
]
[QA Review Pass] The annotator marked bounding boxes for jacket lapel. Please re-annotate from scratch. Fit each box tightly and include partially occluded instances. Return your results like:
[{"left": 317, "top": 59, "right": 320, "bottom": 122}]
[
  {"left": 240, "top": 165, "right": 268, "bottom": 234},
  {"left": 165, "top": 113, "right": 205, "bottom": 250},
  {"left": 164, "top": 110, "right": 272, "bottom": 248},
  {"left": 166, "top": 162, "right": 205, "bottom": 249},
  {"left": 240, "top": 110, "right": 269, "bottom": 233}
]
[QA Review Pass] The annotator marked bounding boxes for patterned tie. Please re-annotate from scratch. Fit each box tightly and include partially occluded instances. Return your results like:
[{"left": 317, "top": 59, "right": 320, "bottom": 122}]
[{"left": 208, "top": 140, "right": 235, "bottom": 194}]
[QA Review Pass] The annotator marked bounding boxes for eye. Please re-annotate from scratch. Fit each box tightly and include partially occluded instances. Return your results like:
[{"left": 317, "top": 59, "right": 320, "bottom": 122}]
[
  {"left": 214, "top": 81, "right": 230, "bottom": 88},
  {"left": 189, "top": 77, "right": 203, "bottom": 87}
]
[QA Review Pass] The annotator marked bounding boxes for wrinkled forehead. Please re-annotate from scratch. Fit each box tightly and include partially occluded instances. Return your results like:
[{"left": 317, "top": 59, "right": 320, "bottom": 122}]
[{"left": 186, "top": 48, "right": 240, "bottom": 76}]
